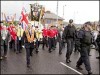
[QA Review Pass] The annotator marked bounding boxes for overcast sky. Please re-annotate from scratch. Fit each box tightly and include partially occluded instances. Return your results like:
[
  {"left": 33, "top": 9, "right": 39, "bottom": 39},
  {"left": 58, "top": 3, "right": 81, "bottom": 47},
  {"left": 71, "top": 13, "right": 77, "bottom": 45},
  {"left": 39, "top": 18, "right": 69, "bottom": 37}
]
[{"left": 1, "top": 1, "right": 99, "bottom": 24}]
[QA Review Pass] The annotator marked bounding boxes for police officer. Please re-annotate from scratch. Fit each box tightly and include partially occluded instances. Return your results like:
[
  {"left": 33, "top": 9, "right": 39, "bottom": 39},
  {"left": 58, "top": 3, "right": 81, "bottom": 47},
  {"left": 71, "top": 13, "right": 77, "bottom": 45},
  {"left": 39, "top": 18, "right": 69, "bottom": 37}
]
[
  {"left": 96, "top": 31, "right": 100, "bottom": 59},
  {"left": 74, "top": 28, "right": 81, "bottom": 52},
  {"left": 23, "top": 23, "right": 36, "bottom": 67},
  {"left": 76, "top": 22, "right": 92, "bottom": 75},
  {"left": 63, "top": 19, "right": 76, "bottom": 63}
]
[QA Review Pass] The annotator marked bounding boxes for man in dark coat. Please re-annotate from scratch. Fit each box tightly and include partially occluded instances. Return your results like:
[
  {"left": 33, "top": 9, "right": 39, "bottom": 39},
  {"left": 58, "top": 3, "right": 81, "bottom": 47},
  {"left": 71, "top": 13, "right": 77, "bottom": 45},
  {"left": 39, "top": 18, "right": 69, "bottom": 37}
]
[{"left": 63, "top": 19, "right": 76, "bottom": 63}]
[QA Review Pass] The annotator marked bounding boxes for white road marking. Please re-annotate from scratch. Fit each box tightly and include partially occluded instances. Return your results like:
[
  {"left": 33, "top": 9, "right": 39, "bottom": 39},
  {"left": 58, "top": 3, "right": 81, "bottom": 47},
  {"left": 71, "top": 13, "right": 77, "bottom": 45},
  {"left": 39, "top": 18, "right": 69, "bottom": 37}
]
[{"left": 60, "top": 62, "right": 83, "bottom": 75}]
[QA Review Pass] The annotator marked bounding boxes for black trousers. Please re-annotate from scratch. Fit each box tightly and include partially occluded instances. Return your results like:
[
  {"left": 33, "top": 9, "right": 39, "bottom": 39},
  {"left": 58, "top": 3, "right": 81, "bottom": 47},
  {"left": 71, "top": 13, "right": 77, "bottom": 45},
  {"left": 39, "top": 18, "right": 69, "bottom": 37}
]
[
  {"left": 42, "top": 37, "right": 48, "bottom": 49},
  {"left": 1, "top": 41, "right": 8, "bottom": 57},
  {"left": 53, "top": 37, "right": 57, "bottom": 48},
  {"left": 17, "top": 37, "right": 22, "bottom": 53},
  {"left": 77, "top": 45, "right": 91, "bottom": 71},
  {"left": 48, "top": 37, "right": 54, "bottom": 51},
  {"left": 66, "top": 38, "right": 74, "bottom": 60},
  {"left": 35, "top": 39, "right": 40, "bottom": 51},
  {"left": 26, "top": 48, "right": 33, "bottom": 65},
  {"left": 9, "top": 39, "right": 16, "bottom": 51},
  {"left": 59, "top": 39, "right": 63, "bottom": 53},
  {"left": 25, "top": 43, "right": 34, "bottom": 65}
]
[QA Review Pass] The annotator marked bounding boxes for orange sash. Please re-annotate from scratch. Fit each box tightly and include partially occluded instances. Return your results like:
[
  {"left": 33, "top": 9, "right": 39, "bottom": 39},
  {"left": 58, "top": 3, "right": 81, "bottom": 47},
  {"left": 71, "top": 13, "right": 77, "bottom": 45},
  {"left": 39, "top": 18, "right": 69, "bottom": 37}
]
[{"left": 25, "top": 29, "right": 34, "bottom": 43}]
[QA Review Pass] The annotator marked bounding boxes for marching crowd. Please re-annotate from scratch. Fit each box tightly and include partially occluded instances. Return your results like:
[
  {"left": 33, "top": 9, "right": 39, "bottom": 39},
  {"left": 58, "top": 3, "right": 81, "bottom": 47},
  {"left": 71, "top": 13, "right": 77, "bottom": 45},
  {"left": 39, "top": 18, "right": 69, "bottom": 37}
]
[{"left": 0, "top": 19, "right": 100, "bottom": 75}]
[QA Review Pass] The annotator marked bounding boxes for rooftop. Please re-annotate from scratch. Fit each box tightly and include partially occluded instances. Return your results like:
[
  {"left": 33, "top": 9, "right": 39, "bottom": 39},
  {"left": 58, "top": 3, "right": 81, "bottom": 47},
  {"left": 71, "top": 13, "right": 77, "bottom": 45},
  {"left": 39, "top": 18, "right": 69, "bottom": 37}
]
[{"left": 44, "top": 11, "right": 64, "bottom": 20}]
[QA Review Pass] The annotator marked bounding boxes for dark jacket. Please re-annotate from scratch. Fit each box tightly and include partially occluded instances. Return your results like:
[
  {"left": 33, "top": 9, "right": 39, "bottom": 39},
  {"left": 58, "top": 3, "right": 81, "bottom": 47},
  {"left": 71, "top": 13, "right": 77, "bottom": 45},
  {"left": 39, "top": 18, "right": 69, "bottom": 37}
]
[
  {"left": 63, "top": 24, "right": 76, "bottom": 40},
  {"left": 23, "top": 30, "right": 36, "bottom": 49},
  {"left": 96, "top": 33, "right": 100, "bottom": 46},
  {"left": 78, "top": 29, "right": 92, "bottom": 46}
]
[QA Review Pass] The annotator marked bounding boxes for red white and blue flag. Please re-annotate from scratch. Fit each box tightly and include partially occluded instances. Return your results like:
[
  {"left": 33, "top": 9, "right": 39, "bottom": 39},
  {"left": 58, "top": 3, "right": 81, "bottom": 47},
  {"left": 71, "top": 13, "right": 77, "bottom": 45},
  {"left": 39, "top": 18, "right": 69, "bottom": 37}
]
[{"left": 19, "top": 7, "right": 29, "bottom": 30}]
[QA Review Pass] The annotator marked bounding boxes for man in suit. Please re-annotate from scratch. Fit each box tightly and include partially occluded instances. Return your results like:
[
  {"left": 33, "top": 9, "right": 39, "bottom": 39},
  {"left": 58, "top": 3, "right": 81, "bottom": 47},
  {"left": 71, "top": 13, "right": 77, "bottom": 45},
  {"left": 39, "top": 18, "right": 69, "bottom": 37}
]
[
  {"left": 0, "top": 23, "right": 10, "bottom": 60},
  {"left": 23, "top": 23, "right": 36, "bottom": 68}
]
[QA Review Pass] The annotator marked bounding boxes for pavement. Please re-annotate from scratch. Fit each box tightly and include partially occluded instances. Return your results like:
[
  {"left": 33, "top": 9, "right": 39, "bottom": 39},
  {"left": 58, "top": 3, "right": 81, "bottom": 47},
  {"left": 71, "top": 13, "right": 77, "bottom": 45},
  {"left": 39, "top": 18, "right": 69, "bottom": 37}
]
[{"left": 1, "top": 43, "right": 100, "bottom": 74}]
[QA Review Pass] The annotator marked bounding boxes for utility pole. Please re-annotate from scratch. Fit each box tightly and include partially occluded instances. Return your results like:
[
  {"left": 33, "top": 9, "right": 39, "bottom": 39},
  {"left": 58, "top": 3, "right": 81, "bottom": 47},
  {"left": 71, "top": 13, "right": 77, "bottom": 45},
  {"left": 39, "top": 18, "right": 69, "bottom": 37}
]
[
  {"left": 63, "top": 5, "right": 66, "bottom": 26},
  {"left": 63, "top": 5, "right": 66, "bottom": 18},
  {"left": 56, "top": 0, "right": 58, "bottom": 27}
]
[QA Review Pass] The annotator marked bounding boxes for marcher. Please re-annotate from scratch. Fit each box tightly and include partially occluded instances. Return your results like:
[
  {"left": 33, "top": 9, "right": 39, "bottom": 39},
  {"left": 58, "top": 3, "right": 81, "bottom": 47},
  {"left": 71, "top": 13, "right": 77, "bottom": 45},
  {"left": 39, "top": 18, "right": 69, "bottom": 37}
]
[
  {"left": 16, "top": 24, "right": 24, "bottom": 54},
  {"left": 58, "top": 27, "right": 64, "bottom": 54},
  {"left": 34, "top": 26, "right": 40, "bottom": 53},
  {"left": 8, "top": 23, "right": 17, "bottom": 52},
  {"left": 52, "top": 26, "right": 58, "bottom": 50},
  {"left": 47, "top": 25, "right": 55, "bottom": 53},
  {"left": 76, "top": 22, "right": 93, "bottom": 75},
  {"left": 0, "top": 22, "right": 10, "bottom": 60},
  {"left": 42, "top": 25, "right": 48, "bottom": 50},
  {"left": 23, "top": 23, "right": 36, "bottom": 67},
  {"left": 63, "top": 19, "right": 76, "bottom": 63}
]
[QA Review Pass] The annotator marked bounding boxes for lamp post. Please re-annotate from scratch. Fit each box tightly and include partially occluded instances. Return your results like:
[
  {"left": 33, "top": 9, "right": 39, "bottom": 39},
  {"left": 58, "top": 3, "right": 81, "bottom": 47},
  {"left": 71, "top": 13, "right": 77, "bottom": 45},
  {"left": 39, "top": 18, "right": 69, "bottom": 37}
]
[
  {"left": 63, "top": 5, "right": 66, "bottom": 27},
  {"left": 63, "top": 5, "right": 66, "bottom": 18},
  {"left": 56, "top": 1, "right": 58, "bottom": 27}
]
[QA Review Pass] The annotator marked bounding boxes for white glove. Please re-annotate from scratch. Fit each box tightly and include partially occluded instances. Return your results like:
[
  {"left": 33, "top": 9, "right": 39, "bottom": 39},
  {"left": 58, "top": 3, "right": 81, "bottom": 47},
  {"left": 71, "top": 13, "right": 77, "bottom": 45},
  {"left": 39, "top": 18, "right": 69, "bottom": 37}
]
[{"left": 2, "top": 37, "right": 6, "bottom": 40}]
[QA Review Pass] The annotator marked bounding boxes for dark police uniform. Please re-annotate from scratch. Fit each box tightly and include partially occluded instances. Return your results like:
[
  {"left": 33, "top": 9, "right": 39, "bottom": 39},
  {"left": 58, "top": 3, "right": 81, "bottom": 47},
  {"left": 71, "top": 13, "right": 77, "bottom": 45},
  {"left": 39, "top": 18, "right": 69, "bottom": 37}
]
[
  {"left": 63, "top": 24, "right": 76, "bottom": 63},
  {"left": 76, "top": 29, "right": 92, "bottom": 74},
  {"left": 23, "top": 28, "right": 36, "bottom": 67},
  {"left": 96, "top": 31, "right": 100, "bottom": 59}
]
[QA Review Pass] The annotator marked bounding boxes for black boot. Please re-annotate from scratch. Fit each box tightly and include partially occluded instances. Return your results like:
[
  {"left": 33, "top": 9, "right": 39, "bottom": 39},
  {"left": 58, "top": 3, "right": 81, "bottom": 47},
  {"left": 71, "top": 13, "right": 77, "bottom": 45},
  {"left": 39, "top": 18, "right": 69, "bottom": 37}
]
[
  {"left": 76, "top": 65, "right": 83, "bottom": 70},
  {"left": 88, "top": 70, "right": 92, "bottom": 75}
]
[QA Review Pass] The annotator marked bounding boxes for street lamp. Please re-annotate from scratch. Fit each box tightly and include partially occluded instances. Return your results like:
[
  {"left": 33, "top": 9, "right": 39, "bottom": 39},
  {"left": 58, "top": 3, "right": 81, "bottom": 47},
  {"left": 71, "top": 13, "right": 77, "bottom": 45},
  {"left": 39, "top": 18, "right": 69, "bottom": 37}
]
[{"left": 56, "top": 1, "right": 58, "bottom": 27}]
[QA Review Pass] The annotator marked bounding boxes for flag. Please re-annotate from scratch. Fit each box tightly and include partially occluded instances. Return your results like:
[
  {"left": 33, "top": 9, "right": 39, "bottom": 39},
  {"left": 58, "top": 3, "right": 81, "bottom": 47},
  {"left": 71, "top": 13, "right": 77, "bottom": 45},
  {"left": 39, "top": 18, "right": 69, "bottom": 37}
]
[{"left": 20, "top": 7, "right": 29, "bottom": 30}]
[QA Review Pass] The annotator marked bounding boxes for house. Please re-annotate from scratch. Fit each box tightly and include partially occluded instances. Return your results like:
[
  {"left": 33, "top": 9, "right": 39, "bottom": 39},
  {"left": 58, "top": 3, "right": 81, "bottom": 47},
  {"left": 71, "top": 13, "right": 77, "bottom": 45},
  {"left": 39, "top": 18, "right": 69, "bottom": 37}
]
[{"left": 43, "top": 11, "right": 64, "bottom": 26}]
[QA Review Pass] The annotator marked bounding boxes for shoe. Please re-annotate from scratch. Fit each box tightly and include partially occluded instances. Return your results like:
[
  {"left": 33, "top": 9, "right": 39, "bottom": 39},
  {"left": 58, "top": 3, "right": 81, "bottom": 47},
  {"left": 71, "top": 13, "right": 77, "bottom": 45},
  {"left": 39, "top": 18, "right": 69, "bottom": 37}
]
[
  {"left": 96, "top": 56, "right": 100, "bottom": 59},
  {"left": 19, "top": 51, "right": 22, "bottom": 53},
  {"left": 30, "top": 53, "right": 33, "bottom": 56},
  {"left": 88, "top": 70, "right": 92, "bottom": 75},
  {"left": 59, "top": 51, "right": 62, "bottom": 55},
  {"left": 49, "top": 50, "right": 52, "bottom": 53},
  {"left": 76, "top": 65, "right": 83, "bottom": 70},
  {"left": 16, "top": 52, "right": 18, "bottom": 54},
  {"left": 66, "top": 59, "right": 70, "bottom": 63},
  {"left": 27, "top": 64, "right": 30, "bottom": 68},
  {"left": 69, "top": 60, "right": 71, "bottom": 62},
  {"left": 36, "top": 50, "right": 39, "bottom": 53}
]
